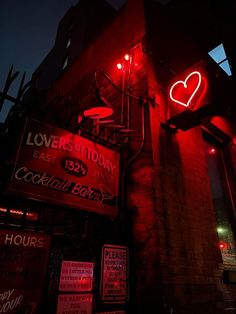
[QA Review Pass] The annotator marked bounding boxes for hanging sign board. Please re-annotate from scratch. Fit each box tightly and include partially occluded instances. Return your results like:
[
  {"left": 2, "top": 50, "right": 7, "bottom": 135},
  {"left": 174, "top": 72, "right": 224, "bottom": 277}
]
[
  {"left": 7, "top": 118, "right": 120, "bottom": 217},
  {"left": 166, "top": 61, "right": 212, "bottom": 131},
  {"left": 57, "top": 293, "right": 93, "bottom": 314},
  {"left": 0, "top": 229, "right": 50, "bottom": 313},
  {"left": 59, "top": 261, "right": 94, "bottom": 292},
  {"left": 100, "top": 245, "right": 129, "bottom": 304},
  {"left": 168, "top": 63, "right": 210, "bottom": 114}
]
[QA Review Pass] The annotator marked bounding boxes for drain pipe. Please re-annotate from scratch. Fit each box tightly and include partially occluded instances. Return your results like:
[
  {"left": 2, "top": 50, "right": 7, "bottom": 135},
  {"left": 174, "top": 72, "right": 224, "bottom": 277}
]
[
  {"left": 120, "top": 98, "right": 148, "bottom": 313},
  {"left": 121, "top": 98, "right": 147, "bottom": 207}
]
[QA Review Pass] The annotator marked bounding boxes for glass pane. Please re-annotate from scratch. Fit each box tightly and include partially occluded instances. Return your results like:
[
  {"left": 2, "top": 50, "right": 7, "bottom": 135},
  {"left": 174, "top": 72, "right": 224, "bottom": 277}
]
[
  {"left": 204, "top": 141, "right": 236, "bottom": 265},
  {"left": 208, "top": 43, "right": 227, "bottom": 63},
  {"left": 219, "top": 60, "right": 232, "bottom": 76}
]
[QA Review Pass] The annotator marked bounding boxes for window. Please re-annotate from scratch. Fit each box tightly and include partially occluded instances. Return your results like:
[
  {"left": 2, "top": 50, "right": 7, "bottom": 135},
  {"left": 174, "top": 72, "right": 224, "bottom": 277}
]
[
  {"left": 208, "top": 43, "right": 232, "bottom": 76},
  {"left": 204, "top": 137, "right": 236, "bottom": 265}
]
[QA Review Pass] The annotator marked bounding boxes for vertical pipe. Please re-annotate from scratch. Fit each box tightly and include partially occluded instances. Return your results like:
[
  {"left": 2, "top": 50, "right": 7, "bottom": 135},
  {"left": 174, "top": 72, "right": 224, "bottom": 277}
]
[
  {"left": 121, "top": 66, "right": 125, "bottom": 125},
  {"left": 126, "top": 54, "right": 133, "bottom": 130}
]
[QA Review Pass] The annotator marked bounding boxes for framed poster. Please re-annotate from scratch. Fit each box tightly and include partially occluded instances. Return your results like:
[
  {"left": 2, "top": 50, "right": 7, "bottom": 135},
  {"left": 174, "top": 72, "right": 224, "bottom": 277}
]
[{"left": 100, "top": 245, "right": 129, "bottom": 304}]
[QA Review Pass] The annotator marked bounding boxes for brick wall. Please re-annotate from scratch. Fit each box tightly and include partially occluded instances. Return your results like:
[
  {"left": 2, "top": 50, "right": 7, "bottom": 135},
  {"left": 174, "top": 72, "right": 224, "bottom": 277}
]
[
  {"left": 125, "top": 55, "right": 225, "bottom": 312},
  {"left": 47, "top": 0, "right": 145, "bottom": 100}
]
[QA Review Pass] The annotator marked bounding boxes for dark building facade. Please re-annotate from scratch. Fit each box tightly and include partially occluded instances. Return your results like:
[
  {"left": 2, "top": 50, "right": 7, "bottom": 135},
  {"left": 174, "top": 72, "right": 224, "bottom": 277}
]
[{"left": 0, "top": 0, "right": 235, "bottom": 313}]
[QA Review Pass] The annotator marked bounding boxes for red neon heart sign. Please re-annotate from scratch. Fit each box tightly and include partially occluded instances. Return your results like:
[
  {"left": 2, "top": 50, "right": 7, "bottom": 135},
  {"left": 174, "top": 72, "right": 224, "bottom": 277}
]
[{"left": 169, "top": 71, "right": 202, "bottom": 108}]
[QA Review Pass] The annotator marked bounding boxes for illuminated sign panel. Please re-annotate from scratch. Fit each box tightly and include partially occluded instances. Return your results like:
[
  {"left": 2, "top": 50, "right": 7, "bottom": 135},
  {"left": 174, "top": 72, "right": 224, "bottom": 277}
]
[
  {"left": 7, "top": 119, "right": 120, "bottom": 217},
  {"left": 170, "top": 71, "right": 203, "bottom": 108},
  {"left": 169, "top": 69, "right": 208, "bottom": 111},
  {"left": 166, "top": 62, "right": 212, "bottom": 131}
]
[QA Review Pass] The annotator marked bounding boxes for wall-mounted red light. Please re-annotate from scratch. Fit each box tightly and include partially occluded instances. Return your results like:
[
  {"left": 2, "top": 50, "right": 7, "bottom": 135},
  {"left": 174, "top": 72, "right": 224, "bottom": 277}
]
[
  {"left": 124, "top": 54, "right": 130, "bottom": 61},
  {"left": 209, "top": 147, "right": 216, "bottom": 154},
  {"left": 117, "top": 63, "right": 122, "bottom": 70},
  {"left": 219, "top": 242, "right": 229, "bottom": 250}
]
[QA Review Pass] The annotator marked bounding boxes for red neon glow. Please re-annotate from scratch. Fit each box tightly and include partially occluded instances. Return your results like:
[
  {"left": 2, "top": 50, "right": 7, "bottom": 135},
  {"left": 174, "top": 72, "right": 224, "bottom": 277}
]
[
  {"left": 124, "top": 54, "right": 130, "bottom": 61},
  {"left": 170, "top": 71, "right": 204, "bottom": 108},
  {"left": 0, "top": 207, "right": 38, "bottom": 220},
  {"left": 117, "top": 63, "right": 122, "bottom": 70},
  {"left": 210, "top": 116, "right": 235, "bottom": 139}
]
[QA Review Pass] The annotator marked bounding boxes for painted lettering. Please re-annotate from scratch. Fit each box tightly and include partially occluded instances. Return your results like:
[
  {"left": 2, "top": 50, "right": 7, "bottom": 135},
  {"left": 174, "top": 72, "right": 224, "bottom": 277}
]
[
  {"left": 25, "top": 131, "right": 118, "bottom": 175},
  {"left": 0, "top": 293, "right": 23, "bottom": 313},
  {"left": 0, "top": 289, "right": 14, "bottom": 302},
  {"left": 4, "top": 234, "right": 44, "bottom": 248},
  {"left": 14, "top": 167, "right": 72, "bottom": 192}
]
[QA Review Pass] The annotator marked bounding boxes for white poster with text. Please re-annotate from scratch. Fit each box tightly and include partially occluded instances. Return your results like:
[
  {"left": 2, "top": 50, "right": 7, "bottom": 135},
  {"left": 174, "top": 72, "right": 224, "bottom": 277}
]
[
  {"left": 57, "top": 294, "right": 93, "bottom": 314},
  {"left": 100, "top": 245, "right": 128, "bottom": 304},
  {"left": 59, "top": 261, "right": 94, "bottom": 292}
]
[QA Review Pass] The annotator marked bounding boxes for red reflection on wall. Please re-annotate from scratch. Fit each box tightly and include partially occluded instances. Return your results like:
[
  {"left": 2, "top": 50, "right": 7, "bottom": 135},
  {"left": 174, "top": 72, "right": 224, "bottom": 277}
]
[
  {"left": 169, "top": 71, "right": 208, "bottom": 109},
  {"left": 210, "top": 116, "right": 236, "bottom": 139}
]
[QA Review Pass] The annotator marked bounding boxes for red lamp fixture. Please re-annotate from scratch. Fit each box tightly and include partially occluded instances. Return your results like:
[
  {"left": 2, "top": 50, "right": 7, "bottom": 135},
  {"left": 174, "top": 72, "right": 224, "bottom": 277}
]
[
  {"left": 116, "top": 53, "right": 131, "bottom": 71},
  {"left": 83, "top": 107, "right": 114, "bottom": 119}
]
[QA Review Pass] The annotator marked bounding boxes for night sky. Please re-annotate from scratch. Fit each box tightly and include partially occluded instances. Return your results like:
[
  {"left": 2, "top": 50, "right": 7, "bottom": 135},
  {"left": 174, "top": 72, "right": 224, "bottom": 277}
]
[
  {"left": 0, "top": 0, "right": 126, "bottom": 122},
  {"left": 0, "top": 0, "right": 79, "bottom": 122}
]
